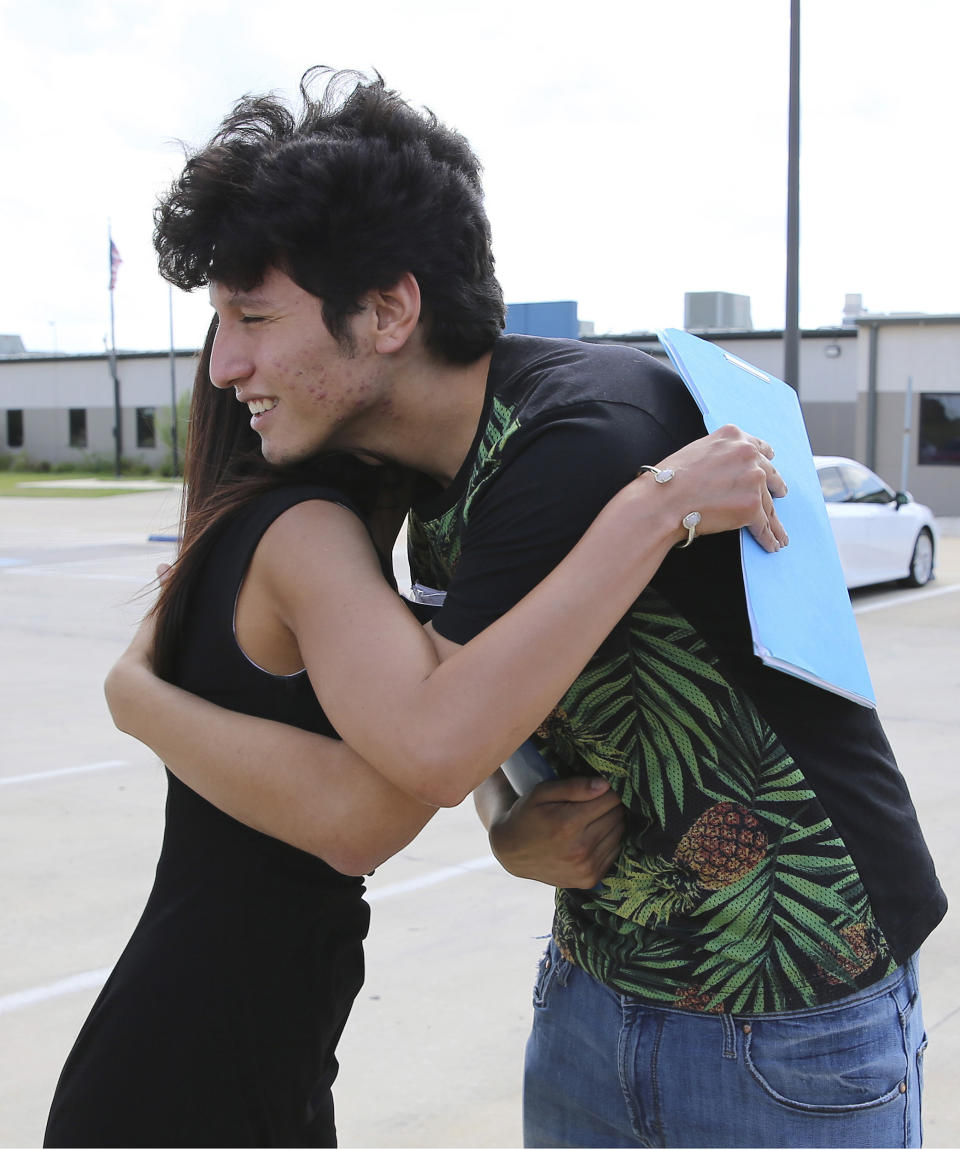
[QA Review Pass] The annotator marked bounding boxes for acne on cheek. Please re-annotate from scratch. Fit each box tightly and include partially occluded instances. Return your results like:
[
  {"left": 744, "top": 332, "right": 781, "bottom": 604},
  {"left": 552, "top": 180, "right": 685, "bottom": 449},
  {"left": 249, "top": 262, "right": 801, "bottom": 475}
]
[
  {"left": 292, "top": 360, "right": 327, "bottom": 402},
  {"left": 305, "top": 382, "right": 358, "bottom": 416},
  {"left": 378, "top": 396, "right": 400, "bottom": 421},
  {"left": 298, "top": 364, "right": 379, "bottom": 414},
  {"left": 324, "top": 378, "right": 379, "bottom": 414}
]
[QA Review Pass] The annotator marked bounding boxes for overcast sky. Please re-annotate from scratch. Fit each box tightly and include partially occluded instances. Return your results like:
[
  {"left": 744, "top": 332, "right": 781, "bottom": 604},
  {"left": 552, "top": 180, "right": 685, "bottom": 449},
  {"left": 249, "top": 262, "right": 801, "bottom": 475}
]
[{"left": 2, "top": 0, "right": 958, "bottom": 355}]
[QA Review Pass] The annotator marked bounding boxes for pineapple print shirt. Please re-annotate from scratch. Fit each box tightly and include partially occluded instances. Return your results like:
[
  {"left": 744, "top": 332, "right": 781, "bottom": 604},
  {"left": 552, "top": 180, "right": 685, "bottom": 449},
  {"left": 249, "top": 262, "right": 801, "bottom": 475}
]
[{"left": 408, "top": 334, "right": 945, "bottom": 1015}]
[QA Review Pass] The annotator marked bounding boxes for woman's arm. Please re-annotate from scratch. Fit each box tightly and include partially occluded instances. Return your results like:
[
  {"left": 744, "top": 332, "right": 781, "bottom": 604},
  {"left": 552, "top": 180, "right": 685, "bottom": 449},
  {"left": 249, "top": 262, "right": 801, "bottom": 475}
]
[
  {"left": 107, "top": 424, "right": 785, "bottom": 833},
  {"left": 105, "top": 613, "right": 436, "bottom": 874},
  {"left": 265, "top": 424, "right": 786, "bottom": 806}
]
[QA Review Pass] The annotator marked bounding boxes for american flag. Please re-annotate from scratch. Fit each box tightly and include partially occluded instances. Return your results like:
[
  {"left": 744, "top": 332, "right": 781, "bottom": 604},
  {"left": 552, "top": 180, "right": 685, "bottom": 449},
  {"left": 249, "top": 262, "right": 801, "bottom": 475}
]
[{"left": 109, "top": 239, "right": 123, "bottom": 290}]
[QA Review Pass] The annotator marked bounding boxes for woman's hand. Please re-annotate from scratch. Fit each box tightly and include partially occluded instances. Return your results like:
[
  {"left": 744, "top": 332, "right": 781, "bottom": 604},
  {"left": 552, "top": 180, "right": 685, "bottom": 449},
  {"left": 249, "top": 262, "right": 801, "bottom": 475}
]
[{"left": 647, "top": 424, "right": 789, "bottom": 553}]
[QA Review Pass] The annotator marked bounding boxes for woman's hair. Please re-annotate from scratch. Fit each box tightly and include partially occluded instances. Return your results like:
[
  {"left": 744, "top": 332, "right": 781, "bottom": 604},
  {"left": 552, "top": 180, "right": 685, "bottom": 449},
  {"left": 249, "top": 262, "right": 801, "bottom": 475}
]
[
  {"left": 154, "top": 67, "right": 504, "bottom": 365},
  {"left": 151, "top": 316, "right": 409, "bottom": 680}
]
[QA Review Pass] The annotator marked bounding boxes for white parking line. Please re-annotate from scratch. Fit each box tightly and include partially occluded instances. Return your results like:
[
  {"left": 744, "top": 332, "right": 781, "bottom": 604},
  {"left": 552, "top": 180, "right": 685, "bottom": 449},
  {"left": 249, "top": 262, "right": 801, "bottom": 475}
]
[
  {"left": 0, "top": 549, "right": 171, "bottom": 583},
  {"left": 366, "top": 855, "right": 496, "bottom": 902},
  {"left": 853, "top": 581, "right": 960, "bottom": 615},
  {"left": 0, "top": 761, "right": 130, "bottom": 786},
  {"left": 0, "top": 855, "right": 497, "bottom": 1016},
  {"left": 1, "top": 568, "right": 150, "bottom": 584},
  {"left": 0, "top": 969, "right": 114, "bottom": 1016}
]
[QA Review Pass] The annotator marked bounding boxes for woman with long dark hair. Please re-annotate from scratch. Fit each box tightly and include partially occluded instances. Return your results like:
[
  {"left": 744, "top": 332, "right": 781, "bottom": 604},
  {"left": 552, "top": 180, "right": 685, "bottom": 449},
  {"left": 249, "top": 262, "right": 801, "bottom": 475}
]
[
  {"left": 46, "top": 319, "right": 782, "bottom": 1148},
  {"left": 44, "top": 323, "right": 436, "bottom": 1149}
]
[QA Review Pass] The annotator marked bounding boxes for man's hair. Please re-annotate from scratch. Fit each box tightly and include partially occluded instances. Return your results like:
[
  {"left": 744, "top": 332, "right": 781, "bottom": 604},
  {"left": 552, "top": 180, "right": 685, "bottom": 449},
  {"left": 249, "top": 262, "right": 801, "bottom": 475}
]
[{"left": 155, "top": 67, "right": 505, "bottom": 363}]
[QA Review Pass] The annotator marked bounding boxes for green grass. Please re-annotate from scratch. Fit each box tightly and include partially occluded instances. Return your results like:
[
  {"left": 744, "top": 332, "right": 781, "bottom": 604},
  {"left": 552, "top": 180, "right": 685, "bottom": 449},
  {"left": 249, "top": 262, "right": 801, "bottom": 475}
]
[{"left": 0, "top": 472, "right": 181, "bottom": 498}]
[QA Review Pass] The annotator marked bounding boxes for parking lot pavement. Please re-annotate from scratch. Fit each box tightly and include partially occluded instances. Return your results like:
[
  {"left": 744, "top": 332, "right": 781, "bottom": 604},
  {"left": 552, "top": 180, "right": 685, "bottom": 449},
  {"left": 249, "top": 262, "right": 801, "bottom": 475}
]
[
  {"left": 845, "top": 529, "right": 960, "bottom": 1150},
  {"left": 1, "top": 492, "right": 957, "bottom": 1147}
]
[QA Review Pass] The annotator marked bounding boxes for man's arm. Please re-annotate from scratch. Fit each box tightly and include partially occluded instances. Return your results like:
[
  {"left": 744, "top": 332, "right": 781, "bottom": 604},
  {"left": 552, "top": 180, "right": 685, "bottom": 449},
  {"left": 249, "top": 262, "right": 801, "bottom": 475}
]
[{"left": 474, "top": 771, "right": 625, "bottom": 889}]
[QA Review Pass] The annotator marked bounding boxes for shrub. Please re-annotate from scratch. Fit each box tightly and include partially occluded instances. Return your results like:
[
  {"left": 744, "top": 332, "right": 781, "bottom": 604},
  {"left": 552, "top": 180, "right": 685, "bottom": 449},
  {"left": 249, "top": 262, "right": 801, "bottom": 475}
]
[
  {"left": 11, "top": 453, "right": 48, "bottom": 472},
  {"left": 80, "top": 453, "right": 122, "bottom": 474},
  {"left": 120, "top": 457, "right": 153, "bottom": 476}
]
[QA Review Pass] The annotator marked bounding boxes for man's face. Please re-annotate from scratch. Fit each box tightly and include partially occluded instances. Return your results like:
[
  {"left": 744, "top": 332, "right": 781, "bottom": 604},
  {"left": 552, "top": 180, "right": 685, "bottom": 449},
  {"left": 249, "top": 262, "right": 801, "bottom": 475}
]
[{"left": 209, "top": 267, "right": 387, "bottom": 466}]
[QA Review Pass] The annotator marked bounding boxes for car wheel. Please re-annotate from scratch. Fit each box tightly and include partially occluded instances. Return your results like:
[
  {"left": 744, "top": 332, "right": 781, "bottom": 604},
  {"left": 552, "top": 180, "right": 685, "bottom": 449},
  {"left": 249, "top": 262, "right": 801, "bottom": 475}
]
[{"left": 902, "top": 529, "right": 934, "bottom": 587}]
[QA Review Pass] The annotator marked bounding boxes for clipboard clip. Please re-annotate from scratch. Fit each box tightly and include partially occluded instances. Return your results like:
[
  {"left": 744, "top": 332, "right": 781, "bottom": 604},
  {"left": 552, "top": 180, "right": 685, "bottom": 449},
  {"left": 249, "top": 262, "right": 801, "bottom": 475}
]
[{"left": 722, "top": 351, "right": 771, "bottom": 383}]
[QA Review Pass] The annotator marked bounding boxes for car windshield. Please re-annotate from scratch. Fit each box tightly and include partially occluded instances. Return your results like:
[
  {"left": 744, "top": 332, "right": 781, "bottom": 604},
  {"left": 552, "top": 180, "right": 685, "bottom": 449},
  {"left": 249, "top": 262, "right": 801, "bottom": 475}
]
[
  {"left": 837, "top": 463, "right": 895, "bottom": 504},
  {"left": 818, "top": 466, "right": 848, "bottom": 503}
]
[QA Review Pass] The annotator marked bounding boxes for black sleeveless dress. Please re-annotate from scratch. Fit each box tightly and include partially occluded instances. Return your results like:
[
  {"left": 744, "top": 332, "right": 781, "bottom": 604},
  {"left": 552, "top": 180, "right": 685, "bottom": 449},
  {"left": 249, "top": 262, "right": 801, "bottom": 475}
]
[{"left": 45, "top": 486, "right": 373, "bottom": 1148}]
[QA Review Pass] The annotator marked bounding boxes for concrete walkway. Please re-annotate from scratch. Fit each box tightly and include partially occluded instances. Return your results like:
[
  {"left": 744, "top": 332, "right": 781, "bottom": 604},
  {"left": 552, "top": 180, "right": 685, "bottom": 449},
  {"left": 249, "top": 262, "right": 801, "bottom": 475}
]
[{"left": 12, "top": 478, "right": 181, "bottom": 491}]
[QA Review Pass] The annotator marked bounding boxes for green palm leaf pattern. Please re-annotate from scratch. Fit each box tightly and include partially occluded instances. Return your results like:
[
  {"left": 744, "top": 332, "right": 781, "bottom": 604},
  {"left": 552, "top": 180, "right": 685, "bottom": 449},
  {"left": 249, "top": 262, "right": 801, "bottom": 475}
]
[
  {"left": 407, "top": 396, "right": 522, "bottom": 583},
  {"left": 412, "top": 400, "right": 895, "bottom": 1015},
  {"left": 540, "top": 586, "right": 895, "bottom": 1011}
]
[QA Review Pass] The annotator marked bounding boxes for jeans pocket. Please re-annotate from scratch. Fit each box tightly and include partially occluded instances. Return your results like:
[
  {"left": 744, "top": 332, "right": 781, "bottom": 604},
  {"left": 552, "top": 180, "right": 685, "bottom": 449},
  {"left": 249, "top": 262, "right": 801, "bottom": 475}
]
[
  {"left": 742, "top": 991, "right": 909, "bottom": 1113},
  {"left": 532, "top": 940, "right": 569, "bottom": 1010}
]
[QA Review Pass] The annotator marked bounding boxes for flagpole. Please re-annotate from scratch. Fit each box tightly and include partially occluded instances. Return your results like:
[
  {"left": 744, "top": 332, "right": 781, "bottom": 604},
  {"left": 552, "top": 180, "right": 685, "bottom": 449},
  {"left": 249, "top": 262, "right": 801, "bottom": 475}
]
[
  {"left": 167, "top": 284, "right": 179, "bottom": 476},
  {"left": 108, "top": 225, "right": 123, "bottom": 476}
]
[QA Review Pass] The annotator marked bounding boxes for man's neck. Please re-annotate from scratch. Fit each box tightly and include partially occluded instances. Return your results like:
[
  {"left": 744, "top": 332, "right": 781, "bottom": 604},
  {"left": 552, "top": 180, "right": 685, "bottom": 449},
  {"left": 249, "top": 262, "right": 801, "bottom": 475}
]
[{"left": 351, "top": 349, "right": 493, "bottom": 487}]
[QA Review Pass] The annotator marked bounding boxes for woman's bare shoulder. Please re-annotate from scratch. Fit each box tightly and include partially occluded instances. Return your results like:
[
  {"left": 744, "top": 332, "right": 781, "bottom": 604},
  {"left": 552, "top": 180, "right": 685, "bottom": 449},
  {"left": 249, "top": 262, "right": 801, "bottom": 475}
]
[{"left": 253, "top": 495, "right": 384, "bottom": 600}]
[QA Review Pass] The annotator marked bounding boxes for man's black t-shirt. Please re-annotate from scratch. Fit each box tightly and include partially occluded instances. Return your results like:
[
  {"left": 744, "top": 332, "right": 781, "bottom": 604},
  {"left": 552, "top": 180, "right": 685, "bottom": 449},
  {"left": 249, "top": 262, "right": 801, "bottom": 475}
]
[{"left": 409, "top": 334, "right": 946, "bottom": 1014}]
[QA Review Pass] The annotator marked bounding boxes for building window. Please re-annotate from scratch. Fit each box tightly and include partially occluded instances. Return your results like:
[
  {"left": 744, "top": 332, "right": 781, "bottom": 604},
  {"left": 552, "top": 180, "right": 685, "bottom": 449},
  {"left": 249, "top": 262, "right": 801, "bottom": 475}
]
[
  {"left": 69, "top": 408, "right": 87, "bottom": 449},
  {"left": 919, "top": 393, "right": 960, "bottom": 465},
  {"left": 136, "top": 407, "right": 156, "bottom": 449},
  {"left": 6, "top": 409, "right": 24, "bottom": 449}
]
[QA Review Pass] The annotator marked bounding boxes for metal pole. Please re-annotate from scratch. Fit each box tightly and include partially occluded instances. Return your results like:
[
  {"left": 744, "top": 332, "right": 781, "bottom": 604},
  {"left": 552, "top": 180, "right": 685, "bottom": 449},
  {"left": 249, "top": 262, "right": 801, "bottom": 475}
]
[
  {"left": 865, "top": 323, "right": 879, "bottom": 471},
  {"left": 108, "top": 226, "right": 122, "bottom": 476},
  {"left": 109, "top": 282, "right": 122, "bottom": 476},
  {"left": 784, "top": 0, "right": 801, "bottom": 392},
  {"left": 900, "top": 375, "right": 914, "bottom": 494},
  {"left": 167, "top": 285, "right": 179, "bottom": 476}
]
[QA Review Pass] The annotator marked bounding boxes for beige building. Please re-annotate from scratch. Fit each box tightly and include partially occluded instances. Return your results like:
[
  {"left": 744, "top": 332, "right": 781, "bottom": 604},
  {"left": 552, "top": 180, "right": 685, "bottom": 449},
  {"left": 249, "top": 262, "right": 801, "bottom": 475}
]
[
  {"left": 3, "top": 312, "right": 958, "bottom": 512},
  {"left": 0, "top": 350, "right": 198, "bottom": 471},
  {"left": 854, "top": 315, "right": 960, "bottom": 515},
  {"left": 586, "top": 313, "right": 959, "bottom": 515}
]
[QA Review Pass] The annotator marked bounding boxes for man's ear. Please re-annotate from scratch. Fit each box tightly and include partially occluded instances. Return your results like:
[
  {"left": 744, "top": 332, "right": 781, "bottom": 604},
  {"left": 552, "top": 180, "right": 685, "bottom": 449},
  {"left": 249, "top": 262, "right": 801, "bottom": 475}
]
[{"left": 371, "top": 272, "right": 421, "bottom": 354}]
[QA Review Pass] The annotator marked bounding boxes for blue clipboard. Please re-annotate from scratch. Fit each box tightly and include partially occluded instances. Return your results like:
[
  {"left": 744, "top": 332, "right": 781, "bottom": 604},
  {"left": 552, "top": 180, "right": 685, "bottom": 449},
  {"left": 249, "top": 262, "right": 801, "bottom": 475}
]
[{"left": 657, "top": 328, "right": 875, "bottom": 708}]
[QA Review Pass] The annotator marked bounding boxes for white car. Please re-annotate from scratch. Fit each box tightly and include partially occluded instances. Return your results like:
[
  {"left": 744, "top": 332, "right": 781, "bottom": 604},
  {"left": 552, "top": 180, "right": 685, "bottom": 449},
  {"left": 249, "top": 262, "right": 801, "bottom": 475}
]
[{"left": 814, "top": 456, "right": 938, "bottom": 590}]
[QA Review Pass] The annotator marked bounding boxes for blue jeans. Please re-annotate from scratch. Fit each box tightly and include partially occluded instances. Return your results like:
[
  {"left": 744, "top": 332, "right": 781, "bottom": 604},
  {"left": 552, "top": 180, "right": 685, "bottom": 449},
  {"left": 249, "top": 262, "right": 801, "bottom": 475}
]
[{"left": 524, "top": 939, "right": 927, "bottom": 1148}]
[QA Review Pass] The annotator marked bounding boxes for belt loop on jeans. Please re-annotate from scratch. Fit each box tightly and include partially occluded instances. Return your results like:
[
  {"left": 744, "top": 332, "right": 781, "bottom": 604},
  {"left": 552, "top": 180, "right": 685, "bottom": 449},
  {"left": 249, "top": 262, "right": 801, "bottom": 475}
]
[
  {"left": 550, "top": 938, "right": 573, "bottom": 988},
  {"left": 720, "top": 1013, "right": 738, "bottom": 1060}
]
